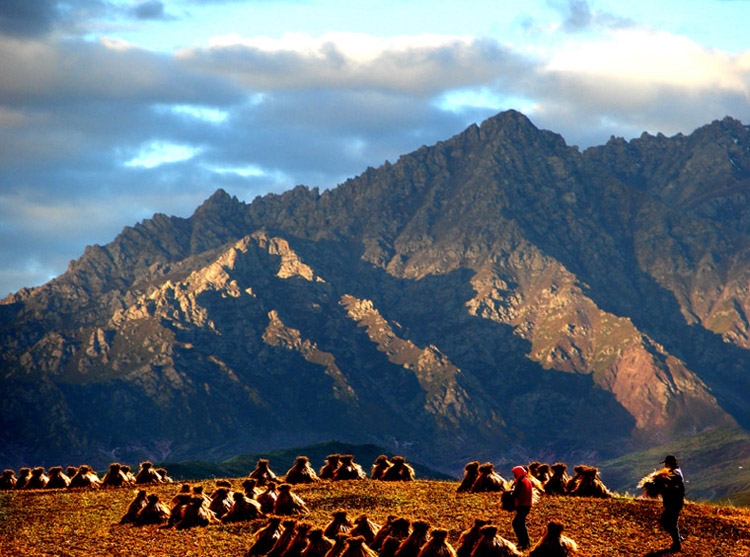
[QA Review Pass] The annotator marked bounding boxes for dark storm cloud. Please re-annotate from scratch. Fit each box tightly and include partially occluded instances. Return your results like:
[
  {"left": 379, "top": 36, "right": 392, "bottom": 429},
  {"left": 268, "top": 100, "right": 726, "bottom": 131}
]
[
  {"left": 132, "top": 1, "right": 168, "bottom": 20},
  {"left": 0, "top": 0, "right": 60, "bottom": 37},
  {"left": 0, "top": 36, "right": 242, "bottom": 107},
  {"left": 0, "top": 0, "right": 112, "bottom": 38},
  {"left": 206, "top": 88, "right": 476, "bottom": 187}
]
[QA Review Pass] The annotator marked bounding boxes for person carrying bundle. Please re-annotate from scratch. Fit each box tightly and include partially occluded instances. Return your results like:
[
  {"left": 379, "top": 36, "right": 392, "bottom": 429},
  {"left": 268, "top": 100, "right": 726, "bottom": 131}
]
[
  {"left": 659, "top": 455, "right": 685, "bottom": 553},
  {"left": 639, "top": 454, "right": 685, "bottom": 553}
]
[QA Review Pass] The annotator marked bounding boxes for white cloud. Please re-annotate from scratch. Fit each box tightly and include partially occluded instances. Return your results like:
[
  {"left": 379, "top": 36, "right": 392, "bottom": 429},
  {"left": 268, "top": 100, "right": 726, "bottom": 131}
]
[
  {"left": 204, "top": 163, "right": 267, "bottom": 177},
  {"left": 99, "top": 35, "right": 137, "bottom": 51},
  {"left": 179, "top": 32, "right": 525, "bottom": 96},
  {"left": 204, "top": 31, "right": 477, "bottom": 63},
  {"left": 154, "top": 103, "right": 230, "bottom": 123},
  {"left": 546, "top": 29, "right": 750, "bottom": 93},
  {"left": 511, "top": 27, "right": 750, "bottom": 143},
  {"left": 124, "top": 140, "right": 203, "bottom": 168}
]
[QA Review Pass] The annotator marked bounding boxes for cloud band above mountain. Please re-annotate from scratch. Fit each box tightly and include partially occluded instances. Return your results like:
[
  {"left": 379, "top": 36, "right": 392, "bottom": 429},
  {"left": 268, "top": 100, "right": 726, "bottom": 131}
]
[{"left": 1, "top": 0, "right": 749, "bottom": 296}]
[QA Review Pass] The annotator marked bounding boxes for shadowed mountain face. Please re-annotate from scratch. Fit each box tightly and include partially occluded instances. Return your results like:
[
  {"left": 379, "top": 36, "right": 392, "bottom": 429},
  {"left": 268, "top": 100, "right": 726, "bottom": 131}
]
[{"left": 2, "top": 110, "right": 749, "bottom": 471}]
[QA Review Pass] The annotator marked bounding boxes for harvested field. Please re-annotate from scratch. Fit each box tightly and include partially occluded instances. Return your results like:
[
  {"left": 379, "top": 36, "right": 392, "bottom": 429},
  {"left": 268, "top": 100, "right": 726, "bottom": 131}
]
[{"left": 1, "top": 479, "right": 749, "bottom": 556}]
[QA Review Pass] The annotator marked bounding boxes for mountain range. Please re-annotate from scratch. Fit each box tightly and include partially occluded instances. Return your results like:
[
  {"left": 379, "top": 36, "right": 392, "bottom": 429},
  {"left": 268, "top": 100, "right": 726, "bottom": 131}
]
[{"left": 2, "top": 110, "right": 750, "bottom": 482}]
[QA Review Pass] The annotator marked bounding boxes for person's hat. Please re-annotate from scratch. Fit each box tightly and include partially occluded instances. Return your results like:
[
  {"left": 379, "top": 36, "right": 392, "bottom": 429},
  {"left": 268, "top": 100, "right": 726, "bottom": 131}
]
[{"left": 661, "top": 455, "right": 678, "bottom": 466}]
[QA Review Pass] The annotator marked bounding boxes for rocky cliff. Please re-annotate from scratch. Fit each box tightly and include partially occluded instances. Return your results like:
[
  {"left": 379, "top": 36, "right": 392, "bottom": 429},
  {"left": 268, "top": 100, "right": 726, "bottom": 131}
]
[{"left": 2, "top": 110, "right": 749, "bottom": 471}]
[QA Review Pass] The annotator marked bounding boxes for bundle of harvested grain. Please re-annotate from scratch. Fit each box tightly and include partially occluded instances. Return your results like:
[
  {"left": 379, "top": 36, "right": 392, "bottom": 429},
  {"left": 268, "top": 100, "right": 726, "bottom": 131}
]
[{"left": 285, "top": 456, "right": 320, "bottom": 484}]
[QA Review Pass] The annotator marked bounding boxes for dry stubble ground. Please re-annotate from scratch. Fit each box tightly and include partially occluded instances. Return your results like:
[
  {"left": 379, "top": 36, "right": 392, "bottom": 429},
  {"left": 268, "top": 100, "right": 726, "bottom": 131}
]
[{"left": 1, "top": 479, "right": 749, "bottom": 556}]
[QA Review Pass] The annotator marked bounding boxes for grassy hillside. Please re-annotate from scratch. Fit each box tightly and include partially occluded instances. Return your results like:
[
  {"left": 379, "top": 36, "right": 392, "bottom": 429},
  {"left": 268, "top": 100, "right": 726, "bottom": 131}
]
[
  {"left": 716, "top": 491, "right": 750, "bottom": 508},
  {"left": 156, "top": 441, "right": 456, "bottom": 481},
  {"left": 599, "top": 427, "right": 750, "bottom": 502},
  {"left": 2, "top": 478, "right": 749, "bottom": 556}
]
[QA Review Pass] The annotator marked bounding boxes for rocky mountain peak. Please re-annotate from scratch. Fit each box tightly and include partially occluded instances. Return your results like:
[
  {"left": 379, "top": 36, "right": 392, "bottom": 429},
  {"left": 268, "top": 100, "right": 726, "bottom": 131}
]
[
  {"left": 702, "top": 115, "right": 750, "bottom": 138},
  {"left": 193, "top": 188, "right": 242, "bottom": 215},
  {"left": 478, "top": 108, "right": 535, "bottom": 133},
  {"left": 191, "top": 188, "right": 249, "bottom": 233},
  {"left": 3, "top": 111, "right": 750, "bottom": 473},
  {"left": 471, "top": 109, "right": 570, "bottom": 153}
]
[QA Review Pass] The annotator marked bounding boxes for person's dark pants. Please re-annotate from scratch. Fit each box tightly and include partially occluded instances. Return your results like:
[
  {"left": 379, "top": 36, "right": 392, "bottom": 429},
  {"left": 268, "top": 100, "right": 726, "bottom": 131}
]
[
  {"left": 661, "top": 502, "right": 683, "bottom": 546},
  {"left": 513, "top": 505, "right": 531, "bottom": 548}
]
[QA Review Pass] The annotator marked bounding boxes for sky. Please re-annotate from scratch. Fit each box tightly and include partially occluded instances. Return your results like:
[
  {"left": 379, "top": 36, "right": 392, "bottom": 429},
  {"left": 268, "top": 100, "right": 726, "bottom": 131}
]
[{"left": 1, "top": 0, "right": 750, "bottom": 297}]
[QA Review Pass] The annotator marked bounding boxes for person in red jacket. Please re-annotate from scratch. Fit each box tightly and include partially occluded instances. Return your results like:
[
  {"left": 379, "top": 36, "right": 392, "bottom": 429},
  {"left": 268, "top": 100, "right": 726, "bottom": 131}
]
[{"left": 511, "top": 465, "right": 533, "bottom": 550}]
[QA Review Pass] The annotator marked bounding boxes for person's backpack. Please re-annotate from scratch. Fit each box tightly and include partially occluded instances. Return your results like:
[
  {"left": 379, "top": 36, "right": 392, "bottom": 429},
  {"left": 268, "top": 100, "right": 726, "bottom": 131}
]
[{"left": 501, "top": 490, "right": 515, "bottom": 511}]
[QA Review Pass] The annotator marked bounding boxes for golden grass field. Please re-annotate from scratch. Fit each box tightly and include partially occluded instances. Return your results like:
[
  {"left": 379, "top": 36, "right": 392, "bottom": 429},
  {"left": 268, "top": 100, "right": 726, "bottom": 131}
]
[{"left": 1, "top": 479, "right": 749, "bottom": 556}]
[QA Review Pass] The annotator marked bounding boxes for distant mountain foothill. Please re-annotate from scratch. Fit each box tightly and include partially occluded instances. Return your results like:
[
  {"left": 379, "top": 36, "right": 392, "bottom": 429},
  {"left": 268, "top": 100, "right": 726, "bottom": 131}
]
[{"left": 2, "top": 110, "right": 750, "bottom": 500}]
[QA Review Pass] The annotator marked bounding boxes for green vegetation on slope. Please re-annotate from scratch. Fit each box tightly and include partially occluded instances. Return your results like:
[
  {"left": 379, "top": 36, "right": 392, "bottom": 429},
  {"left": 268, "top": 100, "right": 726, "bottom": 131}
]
[
  {"left": 599, "top": 427, "right": 750, "bottom": 502},
  {"left": 157, "top": 440, "right": 455, "bottom": 482}
]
